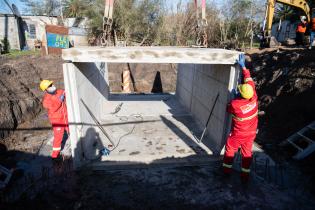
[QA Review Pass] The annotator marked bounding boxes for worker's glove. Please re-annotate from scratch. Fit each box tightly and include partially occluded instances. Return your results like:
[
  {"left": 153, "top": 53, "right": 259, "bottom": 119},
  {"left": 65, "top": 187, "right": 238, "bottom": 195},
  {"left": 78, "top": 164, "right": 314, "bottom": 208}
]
[
  {"left": 237, "top": 54, "right": 246, "bottom": 69},
  {"left": 59, "top": 93, "right": 65, "bottom": 102}
]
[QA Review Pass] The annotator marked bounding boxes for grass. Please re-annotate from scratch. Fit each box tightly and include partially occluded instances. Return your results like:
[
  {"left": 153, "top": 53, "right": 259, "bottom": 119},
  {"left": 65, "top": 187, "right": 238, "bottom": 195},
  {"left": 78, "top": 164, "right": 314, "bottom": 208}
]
[{"left": 3, "top": 49, "right": 41, "bottom": 58}]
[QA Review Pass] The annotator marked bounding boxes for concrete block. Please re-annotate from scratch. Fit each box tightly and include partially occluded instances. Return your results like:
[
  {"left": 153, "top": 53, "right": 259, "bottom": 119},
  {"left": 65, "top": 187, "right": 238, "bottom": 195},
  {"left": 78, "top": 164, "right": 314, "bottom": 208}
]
[
  {"left": 62, "top": 47, "right": 241, "bottom": 168},
  {"left": 176, "top": 82, "right": 192, "bottom": 111},
  {"left": 200, "top": 64, "right": 231, "bottom": 84}
]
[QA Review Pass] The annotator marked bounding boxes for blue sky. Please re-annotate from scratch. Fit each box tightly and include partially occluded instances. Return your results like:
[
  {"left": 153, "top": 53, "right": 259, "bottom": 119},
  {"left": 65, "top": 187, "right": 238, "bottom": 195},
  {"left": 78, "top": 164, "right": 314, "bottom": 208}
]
[{"left": 0, "top": 0, "right": 26, "bottom": 14}]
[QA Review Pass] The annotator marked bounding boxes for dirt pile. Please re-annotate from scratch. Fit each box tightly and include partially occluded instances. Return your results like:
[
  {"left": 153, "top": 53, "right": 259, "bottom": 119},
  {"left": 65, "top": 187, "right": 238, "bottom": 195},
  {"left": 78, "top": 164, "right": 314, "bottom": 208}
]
[
  {"left": 247, "top": 48, "right": 315, "bottom": 143},
  {"left": 0, "top": 55, "right": 64, "bottom": 140}
]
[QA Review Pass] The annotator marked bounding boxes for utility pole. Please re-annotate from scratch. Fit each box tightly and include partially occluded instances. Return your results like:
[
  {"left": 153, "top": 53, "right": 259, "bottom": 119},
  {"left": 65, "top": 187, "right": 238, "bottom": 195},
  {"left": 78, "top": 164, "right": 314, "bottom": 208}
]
[{"left": 250, "top": 0, "right": 254, "bottom": 49}]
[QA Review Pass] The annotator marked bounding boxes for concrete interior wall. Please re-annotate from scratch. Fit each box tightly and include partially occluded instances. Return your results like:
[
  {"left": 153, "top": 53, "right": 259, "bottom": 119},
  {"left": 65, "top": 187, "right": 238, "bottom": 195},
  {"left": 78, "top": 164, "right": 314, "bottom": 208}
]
[
  {"left": 63, "top": 61, "right": 237, "bottom": 168},
  {"left": 176, "top": 64, "right": 235, "bottom": 154},
  {"left": 108, "top": 63, "right": 177, "bottom": 93},
  {"left": 63, "top": 62, "right": 109, "bottom": 166}
]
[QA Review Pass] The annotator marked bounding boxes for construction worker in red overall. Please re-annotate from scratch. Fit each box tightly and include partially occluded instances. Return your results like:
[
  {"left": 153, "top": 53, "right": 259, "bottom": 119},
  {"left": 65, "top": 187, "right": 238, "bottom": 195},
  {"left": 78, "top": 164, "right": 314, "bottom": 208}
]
[
  {"left": 222, "top": 54, "right": 258, "bottom": 182},
  {"left": 40, "top": 80, "right": 69, "bottom": 160}
]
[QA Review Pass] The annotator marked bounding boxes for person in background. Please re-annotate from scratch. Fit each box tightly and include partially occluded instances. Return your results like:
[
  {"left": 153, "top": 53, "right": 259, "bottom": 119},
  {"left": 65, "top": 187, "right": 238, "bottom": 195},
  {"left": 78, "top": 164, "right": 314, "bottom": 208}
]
[{"left": 296, "top": 16, "right": 308, "bottom": 47}]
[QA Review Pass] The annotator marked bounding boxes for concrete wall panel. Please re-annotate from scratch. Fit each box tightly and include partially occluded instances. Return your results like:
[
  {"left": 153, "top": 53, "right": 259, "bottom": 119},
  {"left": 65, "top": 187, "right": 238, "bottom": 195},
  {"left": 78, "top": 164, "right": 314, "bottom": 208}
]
[
  {"left": 176, "top": 64, "right": 234, "bottom": 154},
  {"left": 176, "top": 64, "right": 195, "bottom": 111},
  {"left": 64, "top": 62, "right": 109, "bottom": 167},
  {"left": 62, "top": 47, "right": 240, "bottom": 168}
]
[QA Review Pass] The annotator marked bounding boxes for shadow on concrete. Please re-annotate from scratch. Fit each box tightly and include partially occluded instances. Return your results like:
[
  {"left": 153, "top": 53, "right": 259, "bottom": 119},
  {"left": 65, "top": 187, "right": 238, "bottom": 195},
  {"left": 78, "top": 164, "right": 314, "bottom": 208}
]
[
  {"left": 74, "top": 62, "right": 110, "bottom": 100},
  {"left": 160, "top": 115, "right": 207, "bottom": 155},
  {"left": 78, "top": 127, "right": 105, "bottom": 162},
  {"left": 89, "top": 92, "right": 222, "bottom": 156}
]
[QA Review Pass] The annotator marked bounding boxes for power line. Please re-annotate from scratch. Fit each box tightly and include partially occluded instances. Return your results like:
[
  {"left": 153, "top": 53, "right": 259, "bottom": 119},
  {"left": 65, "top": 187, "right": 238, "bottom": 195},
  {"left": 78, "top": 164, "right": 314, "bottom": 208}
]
[
  {"left": 0, "top": 0, "right": 12, "bottom": 13},
  {"left": 1, "top": 0, "right": 14, "bottom": 13}
]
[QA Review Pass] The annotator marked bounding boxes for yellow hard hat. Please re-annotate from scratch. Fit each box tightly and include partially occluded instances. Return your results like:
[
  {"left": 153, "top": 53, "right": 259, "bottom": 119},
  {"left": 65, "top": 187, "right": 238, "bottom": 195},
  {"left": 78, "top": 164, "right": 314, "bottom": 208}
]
[
  {"left": 40, "top": 80, "right": 53, "bottom": 91},
  {"left": 238, "top": 84, "right": 254, "bottom": 99}
]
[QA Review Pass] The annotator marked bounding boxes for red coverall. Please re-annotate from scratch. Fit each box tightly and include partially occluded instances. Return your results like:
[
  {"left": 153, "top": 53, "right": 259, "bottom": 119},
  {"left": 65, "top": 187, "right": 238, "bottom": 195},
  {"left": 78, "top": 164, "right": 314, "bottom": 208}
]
[
  {"left": 223, "top": 68, "right": 258, "bottom": 178},
  {"left": 43, "top": 89, "right": 69, "bottom": 158}
]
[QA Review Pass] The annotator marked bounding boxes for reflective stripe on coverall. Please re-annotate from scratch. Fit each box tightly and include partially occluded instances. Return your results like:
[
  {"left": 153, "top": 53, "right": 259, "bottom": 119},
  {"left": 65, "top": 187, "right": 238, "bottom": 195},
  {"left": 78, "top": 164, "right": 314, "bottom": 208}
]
[
  {"left": 223, "top": 68, "right": 258, "bottom": 178},
  {"left": 43, "top": 89, "right": 69, "bottom": 158}
]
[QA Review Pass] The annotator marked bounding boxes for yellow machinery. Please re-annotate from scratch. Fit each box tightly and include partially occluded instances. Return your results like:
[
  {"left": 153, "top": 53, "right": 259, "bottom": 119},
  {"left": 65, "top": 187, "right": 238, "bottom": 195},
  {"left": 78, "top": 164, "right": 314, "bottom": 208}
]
[{"left": 263, "top": 0, "right": 312, "bottom": 47}]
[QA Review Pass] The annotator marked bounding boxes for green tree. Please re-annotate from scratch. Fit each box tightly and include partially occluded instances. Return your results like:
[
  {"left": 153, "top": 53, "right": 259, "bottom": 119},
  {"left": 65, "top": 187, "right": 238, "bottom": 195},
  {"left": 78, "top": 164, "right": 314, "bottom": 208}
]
[
  {"left": 21, "top": 0, "right": 60, "bottom": 16},
  {"left": 85, "top": 0, "right": 164, "bottom": 46},
  {"left": 1, "top": 37, "right": 10, "bottom": 54},
  {"left": 113, "top": 0, "right": 164, "bottom": 45},
  {"left": 219, "top": 0, "right": 264, "bottom": 48},
  {"left": 64, "top": 0, "right": 88, "bottom": 17},
  {"left": 275, "top": 5, "right": 300, "bottom": 22}
]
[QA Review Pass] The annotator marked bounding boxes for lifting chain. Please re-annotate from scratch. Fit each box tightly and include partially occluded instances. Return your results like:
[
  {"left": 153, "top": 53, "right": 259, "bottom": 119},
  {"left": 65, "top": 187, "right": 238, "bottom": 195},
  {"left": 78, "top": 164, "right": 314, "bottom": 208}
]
[
  {"left": 101, "top": 0, "right": 114, "bottom": 47},
  {"left": 196, "top": 20, "right": 208, "bottom": 47},
  {"left": 195, "top": 0, "right": 208, "bottom": 47}
]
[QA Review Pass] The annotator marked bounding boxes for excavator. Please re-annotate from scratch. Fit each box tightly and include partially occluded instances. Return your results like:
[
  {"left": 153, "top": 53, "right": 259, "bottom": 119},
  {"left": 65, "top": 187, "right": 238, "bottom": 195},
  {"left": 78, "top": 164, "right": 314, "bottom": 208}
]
[{"left": 262, "top": 0, "right": 314, "bottom": 47}]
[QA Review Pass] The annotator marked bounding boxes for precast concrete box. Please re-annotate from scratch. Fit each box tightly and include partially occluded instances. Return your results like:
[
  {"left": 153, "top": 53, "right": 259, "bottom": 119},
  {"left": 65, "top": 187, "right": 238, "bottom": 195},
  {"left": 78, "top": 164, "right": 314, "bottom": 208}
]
[{"left": 62, "top": 47, "right": 241, "bottom": 169}]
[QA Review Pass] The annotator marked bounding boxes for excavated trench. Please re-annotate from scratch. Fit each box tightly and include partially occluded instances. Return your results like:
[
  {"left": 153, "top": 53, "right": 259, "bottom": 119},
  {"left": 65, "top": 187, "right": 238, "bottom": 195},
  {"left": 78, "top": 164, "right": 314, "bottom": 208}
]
[
  {"left": 0, "top": 65, "right": 41, "bottom": 139},
  {"left": 1, "top": 49, "right": 315, "bottom": 208},
  {"left": 0, "top": 55, "right": 65, "bottom": 141}
]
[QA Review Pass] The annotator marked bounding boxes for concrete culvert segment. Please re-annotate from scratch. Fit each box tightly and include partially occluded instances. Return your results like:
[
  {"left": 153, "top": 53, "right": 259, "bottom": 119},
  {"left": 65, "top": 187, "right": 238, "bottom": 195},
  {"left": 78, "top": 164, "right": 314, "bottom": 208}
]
[{"left": 62, "top": 46, "right": 253, "bottom": 169}]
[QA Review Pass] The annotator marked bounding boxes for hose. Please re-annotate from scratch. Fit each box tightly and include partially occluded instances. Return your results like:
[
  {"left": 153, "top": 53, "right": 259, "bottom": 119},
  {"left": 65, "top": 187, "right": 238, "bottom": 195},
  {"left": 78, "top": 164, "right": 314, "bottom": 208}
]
[{"left": 109, "top": 114, "right": 143, "bottom": 152}]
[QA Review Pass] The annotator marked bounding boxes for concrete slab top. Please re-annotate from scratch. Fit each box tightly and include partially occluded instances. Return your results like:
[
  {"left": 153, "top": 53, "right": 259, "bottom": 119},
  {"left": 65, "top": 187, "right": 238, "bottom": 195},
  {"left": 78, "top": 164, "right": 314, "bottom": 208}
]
[{"left": 62, "top": 46, "right": 241, "bottom": 64}]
